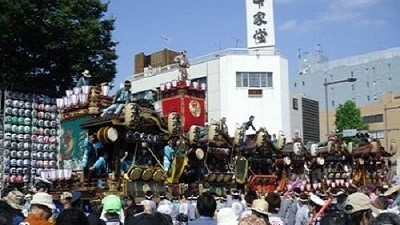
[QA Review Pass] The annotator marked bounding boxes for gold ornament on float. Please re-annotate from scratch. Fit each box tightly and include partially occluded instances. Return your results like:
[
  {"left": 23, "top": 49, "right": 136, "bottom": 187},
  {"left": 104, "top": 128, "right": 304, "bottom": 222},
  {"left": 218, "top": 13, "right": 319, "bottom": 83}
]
[{"left": 188, "top": 100, "right": 201, "bottom": 117}]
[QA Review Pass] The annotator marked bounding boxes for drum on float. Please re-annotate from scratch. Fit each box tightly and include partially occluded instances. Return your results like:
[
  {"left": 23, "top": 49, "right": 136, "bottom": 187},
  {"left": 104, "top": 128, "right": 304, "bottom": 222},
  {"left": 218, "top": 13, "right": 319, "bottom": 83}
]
[
  {"left": 142, "top": 167, "right": 154, "bottom": 181},
  {"left": 188, "top": 148, "right": 204, "bottom": 160},
  {"left": 128, "top": 166, "right": 143, "bottom": 180},
  {"left": 153, "top": 168, "right": 166, "bottom": 182},
  {"left": 97, "top": 126, "right": 118, "bottom": 143}
]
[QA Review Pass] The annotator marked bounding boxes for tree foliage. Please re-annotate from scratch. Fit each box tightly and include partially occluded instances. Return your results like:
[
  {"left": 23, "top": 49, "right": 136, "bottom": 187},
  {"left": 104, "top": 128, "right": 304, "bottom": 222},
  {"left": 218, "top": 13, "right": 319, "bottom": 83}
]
[
  {"left": 0, "top": 0, "right": 117, "bottom": 96},
  {"left": 335, "top": 100, "right": 369, "bottom": 132}
]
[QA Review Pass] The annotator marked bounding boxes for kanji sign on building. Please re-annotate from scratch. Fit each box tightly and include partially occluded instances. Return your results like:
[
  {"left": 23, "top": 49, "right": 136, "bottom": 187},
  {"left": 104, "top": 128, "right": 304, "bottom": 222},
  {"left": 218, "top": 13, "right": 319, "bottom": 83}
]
[{"left": 246, "top": 0, "right": 275, "bottom": 48}]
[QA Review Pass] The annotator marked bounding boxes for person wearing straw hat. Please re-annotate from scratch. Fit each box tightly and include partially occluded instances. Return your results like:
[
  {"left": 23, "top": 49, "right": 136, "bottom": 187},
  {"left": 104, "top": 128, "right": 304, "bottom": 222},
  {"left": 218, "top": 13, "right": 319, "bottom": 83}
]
[
  {"left": 1, "top": 190, "right": 25, "bottom": 225},
  {"left": 246, "top": 198, "right": 271, "bottom": 225},
  {"left": 23, "top": 192, "right": 55, "bottom": 225},
  {"left": 383, "top": 184, "right": 400, "bottom": 211},
  {"left": 101, "top": 80, "right": 132, "bottom": 117},
  {"left": 76, "top": 69, "right": 92, "bottom": 87}
]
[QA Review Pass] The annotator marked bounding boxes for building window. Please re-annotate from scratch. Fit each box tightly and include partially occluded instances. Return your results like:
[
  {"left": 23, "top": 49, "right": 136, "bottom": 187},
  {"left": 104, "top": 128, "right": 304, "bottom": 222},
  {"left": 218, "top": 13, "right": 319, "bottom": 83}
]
[
  {"left": 302, "top": 81, "right": 305, "bottom": 86},
  {"left": 331, "top": 100, "right": 335, "bottom": 107},
  {"left": 293, "top": 98, "right": 298, "bottom": 110},
  {"left": 363, "top": 114, "right": 383, "bottom": 123},
  {"left": 369, "top": 130, "right": 384, "bottom": 139},
  {"left": 352, "top": 85, "right": 355, "bottom": 91},
  {"left": 351, "top": 71, "right": 354, "bottom": 77},
  {"left": 367, "top": 96, "right": 370, "bottom": 101},
  {"left": 236, "top": 72, "right": 273, "bottom": 88},
  {"left": 366, "top": 82, "right": 369, "bottom": 88},
  {"left": 294, "top": 82, "right": 297, "bottom": 88}
]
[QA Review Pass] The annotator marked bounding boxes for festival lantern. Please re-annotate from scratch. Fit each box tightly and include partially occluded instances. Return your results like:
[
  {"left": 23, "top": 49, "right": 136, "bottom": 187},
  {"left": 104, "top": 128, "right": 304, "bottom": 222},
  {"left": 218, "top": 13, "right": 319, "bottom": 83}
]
[
  {"left": 82, "top": 85, "right": 91, "bottom": 94},
  {"left": 200, "top": 83, "right": 206, "bottom": 90},
  {"left": 326, "top": 179, "right": 332, "bottom": 186},
  {"left": 65, "top": 90, "right": 73, "bottom": 97},
  {"left": 63, "top": 97, "right": 69, "bottom": 108},
  {"left": 56, "top": 98, "right": 64, "bottom": 109},
  {"left": 70, "top": 94, "right": 79, "bottom": 106},
  {"left": 312, "top": 183, "right": 318, "bottom": 190},
  {"left": 165, "top": 82, "right": 172, "bottom": 90},
  {"left": 63, "top": 169, "right": 72, "bottom": 180},
  {"left": 101, "top": 84, "right": 110, "bottom": 96},
  {"left": 160, "top": 83, "right": 165, "bottom": 91},
  {"left": 171, "top": 79, "right": 178, "bottom": 88},
  {"left": 192, "top": 81, "right": 199, "bottom": 89},
  {"left": 49, "top": 169, "right": 57, "bottom": 181},
  {"left": 73, "top": 87, "right": 81, "bottom": 95},
  {"left": 79, "top": 93, "right": 88, "bottom": 105},
  {"left": 57, "top": 169, "right": 64, "bottom": 180},
  {"left": 40, "top": 170, "right": 49, "bottom": 180}
]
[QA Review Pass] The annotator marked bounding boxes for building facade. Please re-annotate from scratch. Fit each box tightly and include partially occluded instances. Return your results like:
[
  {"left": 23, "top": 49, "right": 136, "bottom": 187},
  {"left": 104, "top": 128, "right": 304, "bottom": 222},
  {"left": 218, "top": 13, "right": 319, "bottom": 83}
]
[
  {"left": 131, "top": 48, "right": 291, "bottom": 137},
  {"left": 290, "top": 94, "right": 320, "bottom": 144},
  {"left": 292, "top": 47, "right": 400, "bottom": 148}
]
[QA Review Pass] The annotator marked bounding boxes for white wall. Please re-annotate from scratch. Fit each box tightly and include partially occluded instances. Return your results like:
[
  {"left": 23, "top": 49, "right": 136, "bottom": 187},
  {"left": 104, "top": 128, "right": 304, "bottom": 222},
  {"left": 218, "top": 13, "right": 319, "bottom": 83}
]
[{"left": 214, "top": 54, "right": 290, "bottom": 136}]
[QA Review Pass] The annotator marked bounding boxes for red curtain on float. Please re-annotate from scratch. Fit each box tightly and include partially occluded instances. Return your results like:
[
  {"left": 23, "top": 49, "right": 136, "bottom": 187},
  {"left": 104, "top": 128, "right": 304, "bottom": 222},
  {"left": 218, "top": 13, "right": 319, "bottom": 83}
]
[{"left": 161, "top": 95, "right": 205, "bottom": 132}]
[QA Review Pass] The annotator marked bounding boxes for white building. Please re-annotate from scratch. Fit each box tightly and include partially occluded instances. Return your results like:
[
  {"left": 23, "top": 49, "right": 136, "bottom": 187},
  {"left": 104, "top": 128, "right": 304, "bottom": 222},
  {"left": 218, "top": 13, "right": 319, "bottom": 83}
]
[
  {"left": 130, "top": 0, "right": 292, "bottom": 137},
  {"left": 131, "top": 48, "right": 291, "bottom": 137}
]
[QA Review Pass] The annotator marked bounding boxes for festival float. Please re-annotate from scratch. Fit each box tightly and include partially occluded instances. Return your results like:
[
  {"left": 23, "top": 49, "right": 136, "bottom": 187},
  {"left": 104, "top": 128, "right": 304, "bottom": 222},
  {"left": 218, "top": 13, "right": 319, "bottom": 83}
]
[{"left": 0, "top": 77, "right": 395, "bottom": 199}]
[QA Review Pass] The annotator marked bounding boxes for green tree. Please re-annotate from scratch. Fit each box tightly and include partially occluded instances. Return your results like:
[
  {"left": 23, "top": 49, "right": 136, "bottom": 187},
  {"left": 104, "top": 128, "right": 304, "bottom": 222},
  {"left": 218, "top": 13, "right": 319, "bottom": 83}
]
[
  {"left": 0, "top": 0, "right": 117, "bottom": 96},
  {"left": 335, "top": 100, "right": 369, "bottom": 134}
]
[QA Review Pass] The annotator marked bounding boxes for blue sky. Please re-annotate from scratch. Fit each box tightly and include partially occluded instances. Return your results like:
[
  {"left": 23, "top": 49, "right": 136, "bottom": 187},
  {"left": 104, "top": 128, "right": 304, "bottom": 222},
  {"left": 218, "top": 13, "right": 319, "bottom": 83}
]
[{"left": 105, "top": 0, "right": 400, "bottom": 89}]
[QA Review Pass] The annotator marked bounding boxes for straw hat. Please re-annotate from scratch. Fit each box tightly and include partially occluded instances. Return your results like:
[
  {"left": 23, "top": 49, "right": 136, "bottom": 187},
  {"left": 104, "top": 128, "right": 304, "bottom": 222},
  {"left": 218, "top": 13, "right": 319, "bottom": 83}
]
[
  {"left": 383, "top": 185, "right": 400, "bottom": 196},
  {"left": 251, "top": 199, "right": 269, "bottom": 215},
  {"left": 81, "top": 70, "right": 91, "bottom": 77},
  {"left": 3, "top": 190, "right": 24, "bottom": 210},
  {"left": 31, "top": 192, "right": 55, "bottom": 210}
]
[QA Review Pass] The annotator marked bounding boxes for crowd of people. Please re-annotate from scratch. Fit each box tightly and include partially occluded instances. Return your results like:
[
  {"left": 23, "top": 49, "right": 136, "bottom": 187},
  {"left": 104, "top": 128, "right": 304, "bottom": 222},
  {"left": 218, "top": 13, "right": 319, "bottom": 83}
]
[{"left": 2, "top": 182, "right": 400, "bottom": 225}]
